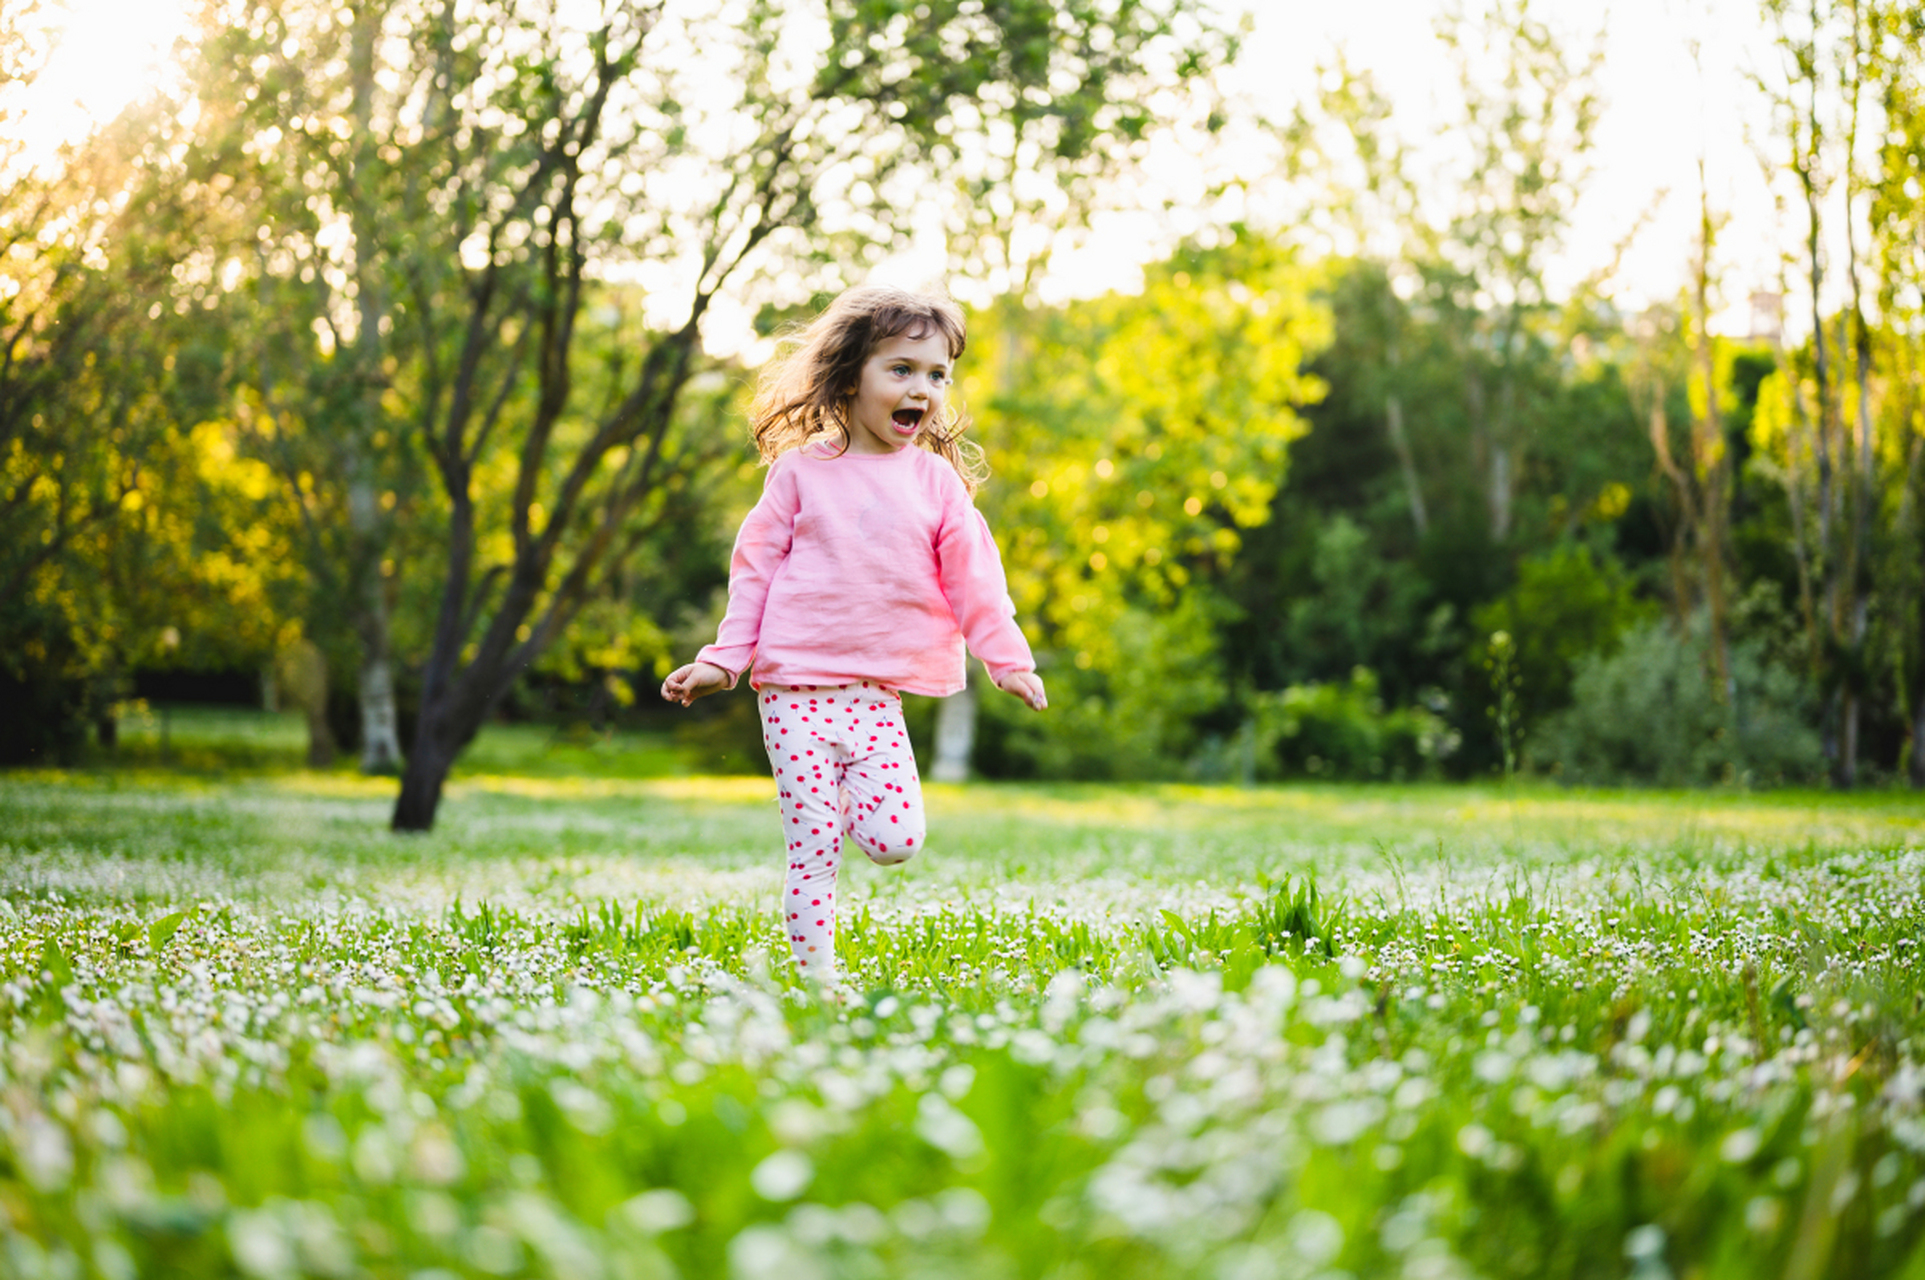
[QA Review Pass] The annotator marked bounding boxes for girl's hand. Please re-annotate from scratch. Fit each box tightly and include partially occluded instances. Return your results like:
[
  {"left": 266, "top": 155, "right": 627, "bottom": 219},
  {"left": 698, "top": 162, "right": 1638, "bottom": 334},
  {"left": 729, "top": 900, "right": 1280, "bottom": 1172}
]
[
  {"left": 996, "top": 671, "right": 1048, "bottom": 712},
  {"left": 661, "top": 661, "right": 731, "bottom": 706}
]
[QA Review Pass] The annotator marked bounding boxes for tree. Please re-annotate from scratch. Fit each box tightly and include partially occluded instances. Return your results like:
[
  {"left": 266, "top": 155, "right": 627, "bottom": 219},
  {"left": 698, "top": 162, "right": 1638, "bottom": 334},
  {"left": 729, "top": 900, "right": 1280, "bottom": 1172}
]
[
  {"left": 179, "top": 0, "right": 459, "bottom": 775},
  {"left": 172, "top": 0, "right": 1236, "bottom": 828},
  {"left": 1431, "top": 1, "right": 1604, "bottom": 546},
  {"left": 964, "top": 237, "right": 1328, "bottom": 778},
  {"left": 1754, "top": 0, "right": 1921, "bottom": 786},
  {"left": 1, "top": 2, "right": 140, "bottom": 645},
  {"left": 1, "top": 4, "right": 294, "bottom": 759},
  {"left": 1281, "top": 56, "right": 1431, "bottom": 540},
  {"left": 1282, "top": 4, "right": 1603, "bottom": 551},
  {"left": 1626, "top": 154, "right": 1738, "bottom": 697},
  {"left": 1869, "top": 4, "right": 1925, "bottom": 784}
]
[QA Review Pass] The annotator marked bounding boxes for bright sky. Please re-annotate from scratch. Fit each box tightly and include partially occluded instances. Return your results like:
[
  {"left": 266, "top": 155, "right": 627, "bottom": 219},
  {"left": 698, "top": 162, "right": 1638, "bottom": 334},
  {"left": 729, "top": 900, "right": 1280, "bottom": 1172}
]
[
  {"left": 16, "top": 0, "right": 1806, "bottom": 339},
  {"left": 8, "top": 0, "right": 191, "bottom": 153},
  {"left": 1229, "top": 0, "right": 1793, "bottom": 332}
]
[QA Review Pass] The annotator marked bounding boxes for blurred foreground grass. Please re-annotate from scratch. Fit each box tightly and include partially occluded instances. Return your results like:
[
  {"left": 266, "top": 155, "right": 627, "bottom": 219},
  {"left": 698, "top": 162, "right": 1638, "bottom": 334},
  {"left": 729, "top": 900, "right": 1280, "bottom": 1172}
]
[{"left": 3, "top": 721, "right": 1924, "bottom": 1278}]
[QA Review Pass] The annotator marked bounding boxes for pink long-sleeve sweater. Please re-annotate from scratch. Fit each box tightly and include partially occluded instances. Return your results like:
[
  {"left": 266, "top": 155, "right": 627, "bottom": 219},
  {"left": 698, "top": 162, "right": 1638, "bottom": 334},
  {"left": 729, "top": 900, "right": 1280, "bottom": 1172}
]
[{"left": 696, "top": 442, "right": 1035, "bottom": 696}]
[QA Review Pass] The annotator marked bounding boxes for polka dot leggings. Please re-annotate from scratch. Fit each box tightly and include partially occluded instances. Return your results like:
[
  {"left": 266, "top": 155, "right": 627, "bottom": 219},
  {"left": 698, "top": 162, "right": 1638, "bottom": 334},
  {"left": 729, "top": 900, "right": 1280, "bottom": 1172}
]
[{"left": 759, "top": 682, "right": 924, "bottom": 980}]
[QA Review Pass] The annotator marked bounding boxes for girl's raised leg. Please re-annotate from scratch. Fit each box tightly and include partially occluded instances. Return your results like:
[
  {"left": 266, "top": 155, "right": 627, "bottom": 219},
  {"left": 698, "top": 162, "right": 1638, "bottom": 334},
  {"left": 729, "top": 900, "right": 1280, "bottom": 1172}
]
[{"left": 838, "top": 689, "right": 925, "bottom": 865}]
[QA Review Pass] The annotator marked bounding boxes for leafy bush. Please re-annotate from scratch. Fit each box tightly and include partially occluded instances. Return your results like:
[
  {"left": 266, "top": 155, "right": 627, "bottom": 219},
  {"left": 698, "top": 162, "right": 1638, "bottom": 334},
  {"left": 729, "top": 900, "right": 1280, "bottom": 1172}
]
[
  {"left": 1529, "top": 615, "right": 1822, "bottom": 786},
  {"left": 1249, "top": 666, "right": 1457, "bottom": 781},
  {"left": 1470, "top": 542, "right": 1654, "bottom": 722},
  {"left": 1282, "top": 515, "right": 1428, "bottom": 682},
  {"left": 977, "top": 596, "right": 1229, "bottom": 780}
]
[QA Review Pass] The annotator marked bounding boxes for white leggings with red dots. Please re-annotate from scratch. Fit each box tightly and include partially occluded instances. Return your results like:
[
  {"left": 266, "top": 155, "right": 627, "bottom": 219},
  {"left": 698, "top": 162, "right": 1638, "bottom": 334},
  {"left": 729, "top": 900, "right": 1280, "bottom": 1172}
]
[{"left": 758, "top": 682, "right": 924, "bottom": 980}]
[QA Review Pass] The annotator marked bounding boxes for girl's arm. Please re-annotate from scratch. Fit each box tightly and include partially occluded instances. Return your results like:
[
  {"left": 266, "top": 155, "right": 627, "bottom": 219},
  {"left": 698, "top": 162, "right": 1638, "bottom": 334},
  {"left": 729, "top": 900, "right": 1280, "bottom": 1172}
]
[
  {"left": 661, "top": 459, "right": 799, "bottom": 704},
  {"left": 935, "top": 492, "right": 1047, "bottom": 711}
]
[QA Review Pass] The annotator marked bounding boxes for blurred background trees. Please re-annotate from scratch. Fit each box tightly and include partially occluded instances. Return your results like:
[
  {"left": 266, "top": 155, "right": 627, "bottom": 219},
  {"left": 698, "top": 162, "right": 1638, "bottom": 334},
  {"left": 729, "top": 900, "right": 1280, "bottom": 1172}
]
[{"left": 5, "top": 0, "right": 1924, "bottom": 810}]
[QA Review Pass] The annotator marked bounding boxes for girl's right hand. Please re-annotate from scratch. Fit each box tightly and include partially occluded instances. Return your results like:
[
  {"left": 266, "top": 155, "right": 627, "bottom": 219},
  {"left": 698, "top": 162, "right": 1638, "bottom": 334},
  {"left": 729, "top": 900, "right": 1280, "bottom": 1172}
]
[
  {"left": 996, "top": 670, "right": 1048, "bottom": 712},
  {"left": 661, "top": 661, "right": 731, "bottom": 706}
]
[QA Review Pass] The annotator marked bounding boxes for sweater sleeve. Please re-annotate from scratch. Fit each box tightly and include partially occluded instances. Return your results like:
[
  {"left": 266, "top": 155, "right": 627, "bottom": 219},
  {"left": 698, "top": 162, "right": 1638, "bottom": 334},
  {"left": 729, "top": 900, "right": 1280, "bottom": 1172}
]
[
  {"left": 935, "top": 484, "right": 1036, "bottom": 683},
  {"left": 695, "top": 457, "right": 799, "bottom": 687}
]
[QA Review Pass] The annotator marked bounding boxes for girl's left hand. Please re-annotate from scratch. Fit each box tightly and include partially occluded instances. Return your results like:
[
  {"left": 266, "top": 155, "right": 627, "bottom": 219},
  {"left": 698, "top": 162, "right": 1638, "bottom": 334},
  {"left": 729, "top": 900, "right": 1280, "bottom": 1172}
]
[{"left": 996, "top": 671, "right": 1048, "bottom": 712}]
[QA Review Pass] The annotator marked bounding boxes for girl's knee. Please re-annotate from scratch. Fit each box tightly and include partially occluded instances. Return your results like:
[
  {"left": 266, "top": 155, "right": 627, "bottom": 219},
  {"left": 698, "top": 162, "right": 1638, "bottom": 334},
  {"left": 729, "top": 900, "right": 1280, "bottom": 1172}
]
[{"left": 850, "top": 825, "right": 922, "bottom": 866}]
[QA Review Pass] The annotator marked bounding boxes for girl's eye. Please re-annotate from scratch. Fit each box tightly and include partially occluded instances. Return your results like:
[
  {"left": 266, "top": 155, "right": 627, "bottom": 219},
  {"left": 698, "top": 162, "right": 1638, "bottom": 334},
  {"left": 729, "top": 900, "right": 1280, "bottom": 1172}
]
[{"left": 892, "top": 365, "right": 911, "bottom": 375}]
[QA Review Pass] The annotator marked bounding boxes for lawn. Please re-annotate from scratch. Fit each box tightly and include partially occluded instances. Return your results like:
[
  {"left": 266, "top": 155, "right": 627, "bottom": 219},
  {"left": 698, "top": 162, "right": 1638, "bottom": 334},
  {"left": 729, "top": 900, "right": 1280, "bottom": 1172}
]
[{"left": 2, "top": 711, "right": 1923, "bottom": 1278}]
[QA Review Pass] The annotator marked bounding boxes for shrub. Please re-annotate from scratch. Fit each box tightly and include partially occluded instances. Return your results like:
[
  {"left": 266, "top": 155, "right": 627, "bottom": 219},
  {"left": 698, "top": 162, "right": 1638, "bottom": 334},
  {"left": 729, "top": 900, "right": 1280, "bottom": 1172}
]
[
  {"left": 1470, "top": 542, "right": 1654, "bottom": 722},
  {"left": 976, "top": 597, "right": 1230, "bottom": 781},
  {"left": 1529, "top": 615, "right": 1821, "bottom": 787},
  {"left": 1249, "top": 667, "right": 1457, "bottom": 781}
]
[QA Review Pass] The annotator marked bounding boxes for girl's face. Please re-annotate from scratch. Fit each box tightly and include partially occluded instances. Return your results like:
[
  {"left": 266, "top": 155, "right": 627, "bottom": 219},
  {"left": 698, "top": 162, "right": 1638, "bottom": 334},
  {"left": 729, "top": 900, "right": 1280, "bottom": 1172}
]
[{"left": 844, "top": 330, "right": 952, "bottom": 454}]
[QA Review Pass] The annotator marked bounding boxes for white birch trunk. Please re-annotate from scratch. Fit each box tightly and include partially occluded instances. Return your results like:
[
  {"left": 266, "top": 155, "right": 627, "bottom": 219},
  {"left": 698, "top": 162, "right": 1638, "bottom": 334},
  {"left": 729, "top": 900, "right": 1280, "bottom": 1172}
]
[
  {"left": 930, "top": 663, "right": 978, "bottom": 783},
  {"left": 358, "top": 643, "right": 403, "bottom": 773}
]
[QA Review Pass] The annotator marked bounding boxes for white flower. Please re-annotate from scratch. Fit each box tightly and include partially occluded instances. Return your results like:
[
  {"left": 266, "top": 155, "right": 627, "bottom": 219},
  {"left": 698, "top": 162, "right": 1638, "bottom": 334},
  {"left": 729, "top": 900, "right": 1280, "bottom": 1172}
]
[
  {"left": 620, "top": 1188, "right": 695, "bottom": 1233},
  {"left": 228, "top": 1208, "right": 294, "bottom": 1279},
  {"left": 16, "top": 1114, "right": 73, "bottom": 1192},
  {"left": 750, "top": 1150, "right": 814, "bottom": 1201},
  {"left": 1719, "top": 1127, "right": 1761, "bottom": 1163},
  {"left": 915, "top": 1094, "right": 985, "bottom": 1160},
  {"left": 1284, "top": 1208, "right": 1344, "bottom": 1266},
  {"left": 729, "top": 1224, "right": 825, "bottom": 1280}
]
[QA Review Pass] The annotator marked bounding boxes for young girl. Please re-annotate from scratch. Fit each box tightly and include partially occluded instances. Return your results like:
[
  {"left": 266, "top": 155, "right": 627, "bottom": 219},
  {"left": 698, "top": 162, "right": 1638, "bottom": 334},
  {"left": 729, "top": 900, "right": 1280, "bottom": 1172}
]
[{"left": 660, "top": 285, "right": 1047, "bottom": 982}]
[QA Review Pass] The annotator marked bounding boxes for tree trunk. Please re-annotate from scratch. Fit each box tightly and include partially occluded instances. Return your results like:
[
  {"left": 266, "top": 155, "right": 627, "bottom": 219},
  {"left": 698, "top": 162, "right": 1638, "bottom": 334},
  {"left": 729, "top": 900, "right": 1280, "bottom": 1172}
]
[
  {"left": 358, "top": 646, "right": 403, "bottom": 773},
  {"left": 344, "top": 480, "right": 405, "bottom": 772},
  {"left": 1795, "top": 53, "right": 1844, "bottom": 787},
  {"left": 280, "top": 637, "right": 337, "bottom": 768},
  {"left": 1489, "top": 438, "right": 1513, "bottom": 544},
  {"left": 1913, "top": 444, "right": 1925, "bottom": 791},
  {"left": 1488, "top": 365, "right": 1516, "bottom": 544},
  {"left": 1840, "top": 692, "right": 1860, "bottom": 790},
  {"left": 392, "top": 725, "right": 457, "bottom": 832},
  {"left": 1693, "top": 157, "right": 1732, "bottom": 699},
  {"left": 391, "top": 664, "right": 489, "bottom": 830},
  {"left": 351, "top": 527, "right": 404, "bottom": 773},
  {"left": 1385, "top": 391, "right": 1428, "bottom": 538},
  {"left": 305, "top": 708, "right": 338, "bottom": 769},
  {"left": 1822, "top": 686, "right": 1843, "bottom": 789},
  {"left": 1913, "top": 683, "right": 1925, "bottom": 789},
  {"left": 347, "top": 6, "right": 404, "bottom": 777},
  {"left": 930, "top": 663, "right": 978, "bottom": 783},
  {"left": 1782, "top": 343, "right": 1822, "bottom": 667},
  {"left": 1382, "top": 311, "right": 1426, "bottom": 539},
  {"left": 1648, "top": 389, "right": 1699, "bottom": 627},
  {"left": 1485, "top": 307, "right": 1525, "bottom": 545}
]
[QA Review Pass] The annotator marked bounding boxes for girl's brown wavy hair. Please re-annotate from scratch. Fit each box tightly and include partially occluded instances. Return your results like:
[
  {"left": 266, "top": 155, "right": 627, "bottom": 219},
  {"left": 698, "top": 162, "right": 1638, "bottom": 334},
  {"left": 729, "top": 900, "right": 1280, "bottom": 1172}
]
[{"left": 749, "top": 285, "right": 987, "bottom": 494}]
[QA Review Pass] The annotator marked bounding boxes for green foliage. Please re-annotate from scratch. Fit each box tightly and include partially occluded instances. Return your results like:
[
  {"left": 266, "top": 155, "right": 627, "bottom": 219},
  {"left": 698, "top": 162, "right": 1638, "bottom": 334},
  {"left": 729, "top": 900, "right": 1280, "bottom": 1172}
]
[
  {"left": 1281, "top": 515, "right": 1430, "bottom": 678},
  {"left": 146, "top": 907, "right": 196, "bottom": 953},
  {"left": 15, "top": 0, "right": 1925, "bottom": 795},
  {"left": 1, "top": 74, "right": 299, "bottom": 758},
  {"left": 1472, "top": 544, "right": 1655, "bottom": 722},
  {"left": 1531, "top": 615, "right": 1824, "bottom": 786},
  {"left": 977, "top": 595, "right": 1232, "bottom": 779},
  {"left": 967, "top": 236, "right": 1329, "bottom": 777},
  {"left": 1250, "top": 667, "right": 1455, "bottom": 782}
]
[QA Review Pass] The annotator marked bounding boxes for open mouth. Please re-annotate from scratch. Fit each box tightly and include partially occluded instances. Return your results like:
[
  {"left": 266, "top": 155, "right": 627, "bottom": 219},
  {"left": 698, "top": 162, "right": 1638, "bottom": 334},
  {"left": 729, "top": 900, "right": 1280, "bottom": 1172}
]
[{"left": 890, "top": 408, "right": 924, "bottom": 433}]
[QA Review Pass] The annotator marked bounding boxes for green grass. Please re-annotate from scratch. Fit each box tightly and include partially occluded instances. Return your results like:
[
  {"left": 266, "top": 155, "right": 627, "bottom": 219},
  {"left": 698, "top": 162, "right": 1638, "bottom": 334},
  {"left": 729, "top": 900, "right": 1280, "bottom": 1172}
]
[
  {"left": 2, "top": 756, "right": 1924, "bottom": 1278},
  {"left": 103, "top": 704, "right": 686, "bottom": 779}
]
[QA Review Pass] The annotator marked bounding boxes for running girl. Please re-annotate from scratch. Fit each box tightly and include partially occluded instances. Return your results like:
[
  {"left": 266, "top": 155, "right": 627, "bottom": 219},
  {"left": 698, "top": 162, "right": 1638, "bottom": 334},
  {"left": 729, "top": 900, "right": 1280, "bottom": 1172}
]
[{"left": 660, "top": 285, "right": 1047, "bottom": 982}]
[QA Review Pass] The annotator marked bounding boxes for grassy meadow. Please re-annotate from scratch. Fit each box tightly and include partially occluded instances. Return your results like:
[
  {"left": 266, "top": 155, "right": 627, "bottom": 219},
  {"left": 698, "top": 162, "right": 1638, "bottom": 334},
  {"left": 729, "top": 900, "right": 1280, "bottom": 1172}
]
[{"left": 2, "top": 708, "right": 1924, "bottom": 1278}]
